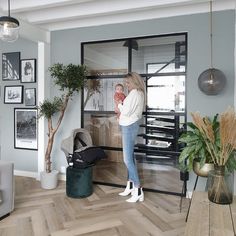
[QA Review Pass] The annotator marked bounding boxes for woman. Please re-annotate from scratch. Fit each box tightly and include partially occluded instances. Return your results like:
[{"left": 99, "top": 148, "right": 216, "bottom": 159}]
[{"left": 117, "top": 72, "right": 145, "bottom": 203}]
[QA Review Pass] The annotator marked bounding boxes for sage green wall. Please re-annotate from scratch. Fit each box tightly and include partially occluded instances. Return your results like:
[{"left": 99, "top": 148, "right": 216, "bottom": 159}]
[
  {"left": 0, "top": 38, "right": 38, "bottom": 172},
  {"left": 50, "top": 10, "right": 235, "bottom": 191}
]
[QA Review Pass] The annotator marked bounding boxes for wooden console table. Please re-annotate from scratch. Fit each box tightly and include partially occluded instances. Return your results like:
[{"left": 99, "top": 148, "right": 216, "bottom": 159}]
[{"left": 184, "top": 191, "right": 236, "bottom": 236}]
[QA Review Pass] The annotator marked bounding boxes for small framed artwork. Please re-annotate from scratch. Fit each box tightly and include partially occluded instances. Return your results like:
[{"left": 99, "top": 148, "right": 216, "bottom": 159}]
[
  {"left": 4, "top": 85, "right": 23, "bottom": 104},
  {"left": 20, "top": 59, "right": 36, "bottom": 83},
  {"left": 2, "top": 52, "right": 20, "bottom": 81},
  {"left": 14, "top": 108, "right": 38, "bottom": 150},
  {"left": 25, "top": 88, "right": 36, "bottom": 106}
]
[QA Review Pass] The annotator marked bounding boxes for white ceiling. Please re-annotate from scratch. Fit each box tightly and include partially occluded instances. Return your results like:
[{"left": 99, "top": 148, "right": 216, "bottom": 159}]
[{"left": 0, "top": 0, "right": 235, "bottom": 32}]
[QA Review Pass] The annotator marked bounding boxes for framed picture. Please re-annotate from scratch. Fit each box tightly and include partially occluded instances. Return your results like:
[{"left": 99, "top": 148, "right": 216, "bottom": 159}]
[
  {"left": 4, "top": 85, "right": 23, "bottom": 104},
  {"left": 14, "top": 108, "right": 38, "bottom": 150},
  {"left": 21, "top": 59, "right": 36, "bottom": 83},
  {"left": 25, "top": 88, "right": 36, "bottom": 106},
  {"left": 2, "top": 52, "right": 20, "bottom": 81}
]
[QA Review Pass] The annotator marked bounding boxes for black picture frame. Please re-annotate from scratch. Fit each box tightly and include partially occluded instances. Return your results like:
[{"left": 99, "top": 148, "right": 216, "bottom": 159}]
[
  {"left": 4, "top": 85, "right": 23, "bottom": 104},
  {"left": 25, "top": 88, "right": 36, "bottom": 106},
  {"left": 2, "top": 52, "right": 20, "bottom": 81},
  {"left": 20, "top": 59, "right": 36, "bottom": 83},
  {"left": 14, "top": 108, "right": 38, "bottom": 150}
]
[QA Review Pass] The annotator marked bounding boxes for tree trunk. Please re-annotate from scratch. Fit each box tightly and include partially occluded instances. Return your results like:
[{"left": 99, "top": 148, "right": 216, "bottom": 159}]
[
  {"left": 45, "top": 134, "right": 55, "bottom": 173},
  {"left": 84, "top": 89, "right": 93, "bottom": 108},
  {"left": 44, "top": 94, "right": 70, "bottom": 173}
]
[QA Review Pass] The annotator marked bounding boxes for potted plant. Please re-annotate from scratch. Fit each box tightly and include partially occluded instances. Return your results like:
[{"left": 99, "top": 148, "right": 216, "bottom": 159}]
[
  {"left": 180, "top": 108, "right": 236, "bottom": 204},
  {"left": 38, "top": 63, "right": 87, "bottom": 189},
  {"left": 190, "top": 108, "right": 236, "bottom": 204},
  {"left": 178, "top": 114, "right": 218, "bottom": 177}
]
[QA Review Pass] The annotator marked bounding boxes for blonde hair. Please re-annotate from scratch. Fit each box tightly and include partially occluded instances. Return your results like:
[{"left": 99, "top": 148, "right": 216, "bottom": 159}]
[{"left": 124, "top": 72, "right": 145, "bottom": 93}]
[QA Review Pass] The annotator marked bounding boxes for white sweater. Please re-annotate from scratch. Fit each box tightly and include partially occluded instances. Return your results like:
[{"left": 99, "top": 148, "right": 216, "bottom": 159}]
[{"left": 118, "top": 89, "right": 144, "bottom": 126}]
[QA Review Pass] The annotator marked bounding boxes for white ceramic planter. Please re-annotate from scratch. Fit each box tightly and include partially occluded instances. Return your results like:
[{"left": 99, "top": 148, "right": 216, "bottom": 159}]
[{"left": 40, "top": 170, "right": 59, "bottom": 189}]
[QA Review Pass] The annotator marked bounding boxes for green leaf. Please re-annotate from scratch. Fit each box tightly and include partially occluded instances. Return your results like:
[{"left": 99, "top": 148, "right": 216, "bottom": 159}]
[
  {"left": 226, "top": 153, "right": 236, "bottom": 173},
  {"left": 49, "top": 63, "right": 87, "bottom": 95},
  {"left": 193, "top": 141, "right": 203, "bottom": 155},
  {"left": 38, "top": 97, "right": 63, "bottom": 119},
  {"left": 178, "top": 133, "right": 198, "bottom": 143},
  {"left": 187, "top": 122, "right": 197, "bottom": 130},
  {"left": 199, "top": 155, "right": 206, "bottom": 168},
  {"left": 179, "top": 145, "right": 196, "bottom": 163}
]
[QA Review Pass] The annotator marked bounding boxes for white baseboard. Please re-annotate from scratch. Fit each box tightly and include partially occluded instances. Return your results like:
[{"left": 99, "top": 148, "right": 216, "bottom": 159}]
[
  {"left": 14, "top": 169, "right": 66, "bottom": 181},
  {"left": 58, "top": 173, "right": 66, "bottom": 181},
  {"left": 14, "top": 170, "right": 38, "bottom": 178},
  {"left": 186, "top": 190, "right": 193, "bottom": 199}
]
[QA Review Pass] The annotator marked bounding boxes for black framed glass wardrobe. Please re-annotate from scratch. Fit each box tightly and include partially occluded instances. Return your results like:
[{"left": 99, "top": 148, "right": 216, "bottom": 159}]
[{"left": 81, "top": 33, "right": 187, "bottom": 196}]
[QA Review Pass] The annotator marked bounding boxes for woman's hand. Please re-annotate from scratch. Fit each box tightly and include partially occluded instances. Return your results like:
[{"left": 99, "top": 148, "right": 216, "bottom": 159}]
[{"left": 115, "top": 107, "right": 120, "bottom": 113}]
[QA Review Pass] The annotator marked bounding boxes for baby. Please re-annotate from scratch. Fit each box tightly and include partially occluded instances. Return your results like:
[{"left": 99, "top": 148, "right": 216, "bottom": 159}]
[{"left": 114, "top": 83, "right": 126, "bottom": 118}]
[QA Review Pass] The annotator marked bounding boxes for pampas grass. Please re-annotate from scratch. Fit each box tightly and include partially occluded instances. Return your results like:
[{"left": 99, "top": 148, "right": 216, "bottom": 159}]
[
  {"left": 191, "top": 107, "right": 236, "bottom": 167},
  {"left": 191, "top": 107, "right": 236, "bottom": 204}
]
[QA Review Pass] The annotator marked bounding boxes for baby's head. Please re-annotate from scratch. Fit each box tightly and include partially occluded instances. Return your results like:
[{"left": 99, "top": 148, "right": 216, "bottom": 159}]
[{"left": 115, "top": 83, "right": 124, "bottom": 93}]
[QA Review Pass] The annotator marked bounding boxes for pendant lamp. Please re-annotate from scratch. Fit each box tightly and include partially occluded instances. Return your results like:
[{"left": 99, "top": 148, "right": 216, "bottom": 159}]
[
  {"left": 0, "top": 0, "right": 20, "bottom": 42},
  {"left": 198, "top": 0, "right": 226, "bottom": 95}
]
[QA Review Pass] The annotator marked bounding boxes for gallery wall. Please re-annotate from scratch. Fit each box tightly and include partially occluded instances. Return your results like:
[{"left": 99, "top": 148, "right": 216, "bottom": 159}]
[
  {"left": 0, "top": 38, "right": 38, "bottom": 171},
  {"left": 0, "top": 10, "right": 234, "bottom": 189}
]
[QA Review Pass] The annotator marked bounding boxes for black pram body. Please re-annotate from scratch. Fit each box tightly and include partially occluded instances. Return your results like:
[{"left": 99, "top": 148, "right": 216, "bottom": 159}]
[{"left": 61, "top": 128, "right": 106, "bottom": 168}]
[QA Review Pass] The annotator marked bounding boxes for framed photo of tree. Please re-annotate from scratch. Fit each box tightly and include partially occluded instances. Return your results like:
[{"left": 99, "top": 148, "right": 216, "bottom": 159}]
[
  {"left": 14, "top": 108, "right": 38, "bottom": 150},
  {"left": 2, "top": 52, "right": 20, "bottom": 81},
  {"left": 21, "top": 59, "right": 36, "bottom": 83}
]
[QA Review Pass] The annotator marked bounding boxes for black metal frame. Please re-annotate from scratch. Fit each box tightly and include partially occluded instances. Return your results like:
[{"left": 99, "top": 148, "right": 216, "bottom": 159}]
[
  {"left": 14, "top": 108, "right": 38, "bottom": 150},
  {"left": 24, "top": 88, "right": 36, "bottom": 106},
  {"left": 20, "top": 58, "right": 37, "bottom": 83},
  {"left": 81, "top": 32, "right": 188, "bottom": 197},
  {"left": 2, "top": 51, "right": 20, "bottom": 81}
]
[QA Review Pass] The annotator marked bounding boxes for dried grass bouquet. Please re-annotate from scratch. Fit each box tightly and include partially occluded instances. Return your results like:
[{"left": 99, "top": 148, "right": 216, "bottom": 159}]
[{"left": 191, "top": 107, "right": 236, "bottom": 172}]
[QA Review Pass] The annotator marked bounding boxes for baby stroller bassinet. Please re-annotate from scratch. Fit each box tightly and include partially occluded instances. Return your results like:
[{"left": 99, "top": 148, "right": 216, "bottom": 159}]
[{"left": 61, "top": 128, "right": 106, "bottom": 168}]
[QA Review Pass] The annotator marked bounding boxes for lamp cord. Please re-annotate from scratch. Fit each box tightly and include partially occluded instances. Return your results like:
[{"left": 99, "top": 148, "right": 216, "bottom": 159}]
[
  {"left": 210, "top": 0, "right": 213, "bottom": 69},
  {"left": 8, "top": 0, "right": 10, "bottom": 17}
]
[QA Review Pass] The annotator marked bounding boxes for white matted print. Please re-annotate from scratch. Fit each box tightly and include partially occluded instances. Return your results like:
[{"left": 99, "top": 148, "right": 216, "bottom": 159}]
[
  {"left": 21, "top": 59, "right": 36, "bottom": 83},
  {"left": 4, "top": 85, "right": 23, "bottom": 104},
  {"left": 14, "top": 108, "right": 38, "bottom": 150}
]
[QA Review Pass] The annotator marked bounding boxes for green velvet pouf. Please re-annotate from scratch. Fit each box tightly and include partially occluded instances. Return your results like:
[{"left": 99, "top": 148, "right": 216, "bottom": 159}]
[{"left": 66, "top": 166, "right": 93, "bottom": 198}]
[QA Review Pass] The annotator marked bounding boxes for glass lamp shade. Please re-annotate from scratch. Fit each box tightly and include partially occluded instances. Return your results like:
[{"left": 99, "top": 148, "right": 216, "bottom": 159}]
[
  {"left": 198, "top": 68, "right": 226, "bottom": 95},
  {"left": 0, "top": 16, "right": 20, "bottom": 42}
]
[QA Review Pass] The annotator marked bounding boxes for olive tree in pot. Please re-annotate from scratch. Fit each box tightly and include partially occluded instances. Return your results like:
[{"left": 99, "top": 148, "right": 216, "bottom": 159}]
[{"left": 38, "top": 63, "right": 87, "bottom": 189}]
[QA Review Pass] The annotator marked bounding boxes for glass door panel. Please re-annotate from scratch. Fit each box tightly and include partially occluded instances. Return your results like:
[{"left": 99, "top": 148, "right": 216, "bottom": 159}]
[
  {"left": 147, "top": 75, "right": 185, "bottom": 112},
  {"left": 84, "top": 78, "right": 128, "bottom": 112},
  {"left": 83, "top": 41, "right": 128, "bottom": 76},
  {"left": 82, "top": 33, "right": 187, "bottom": 195},
  {"left": 132, "top": 35, "right": 186, "bottom": 74}
]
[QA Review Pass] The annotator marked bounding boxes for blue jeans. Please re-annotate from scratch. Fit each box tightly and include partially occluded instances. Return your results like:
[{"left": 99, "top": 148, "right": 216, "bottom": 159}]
[{"left": 120, "top": 120, "right": 140, "bottom": 187}]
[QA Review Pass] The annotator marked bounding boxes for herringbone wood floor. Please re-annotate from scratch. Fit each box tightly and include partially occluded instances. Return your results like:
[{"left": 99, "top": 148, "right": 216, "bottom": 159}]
[
  {"left": 94, "top": 160, "right": 182, "bottom": 193},
  {"left": 0, "top": 176, "right": 189, "bottom": 236}
]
